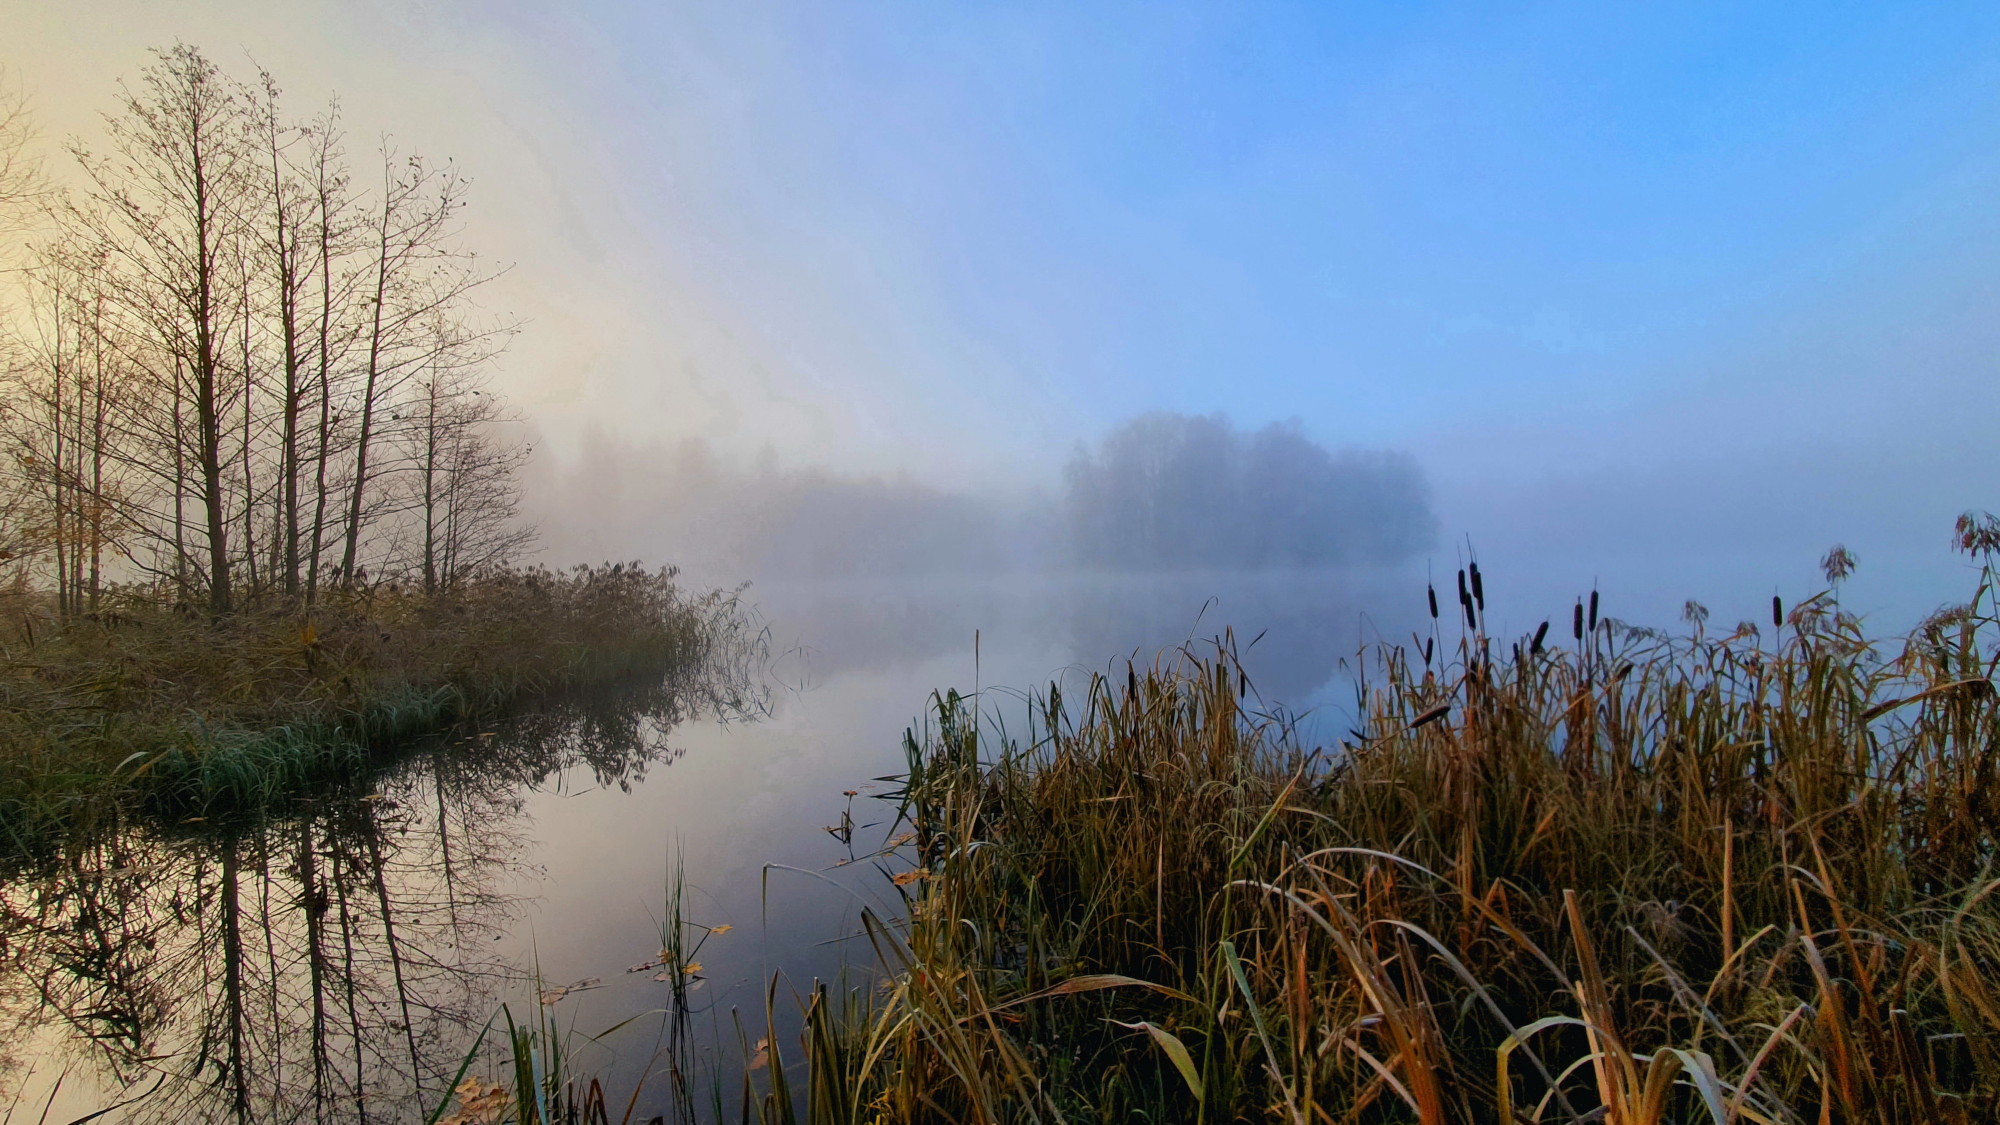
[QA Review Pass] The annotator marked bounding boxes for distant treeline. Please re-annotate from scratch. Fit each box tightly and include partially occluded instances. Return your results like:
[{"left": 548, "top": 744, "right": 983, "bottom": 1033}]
[
  {"left": 538, "top": 414, "right": 1435, "bottom": 580},
  {"left": 1064, "top": 412, "right": 1436, "bottom": 570}
]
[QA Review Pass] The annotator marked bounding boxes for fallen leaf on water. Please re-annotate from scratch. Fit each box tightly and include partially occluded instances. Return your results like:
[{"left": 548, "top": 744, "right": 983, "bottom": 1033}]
[
  {"left": 682, "top": 962, "right": 703, "bottom": 975},
  {"left": 748, "top": 1037, "right": 770, "bottom": 1071},
  {"left": 438, "top": 1075, "right": 511, "bottom": 1125},
  {"left": 709, "top": 924, "right": 733, "bottom": 935},
  {"left": 890, "top": 869, "right": 929, "bottom": 887},
  {"left": 888, "top": 832, "right": 917, "bottom": 847},
  {"left": 539, "top": 977, "right": 602, "bottom": 1005}
]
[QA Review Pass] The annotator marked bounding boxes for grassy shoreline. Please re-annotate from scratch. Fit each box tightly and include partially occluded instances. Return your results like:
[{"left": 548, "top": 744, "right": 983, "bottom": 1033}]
[
  {"left": 437, "top": 553, "right": 2000, "bottom": 1124},
  {"left": 428, "top": 545, "right": 2000, "bottom": 1124},
  {"left": 770, "top": 552, "right": 2000, "bottom": 1124},
  {"left": 0, "top": 563, "right": 744, "bottom": 852}
]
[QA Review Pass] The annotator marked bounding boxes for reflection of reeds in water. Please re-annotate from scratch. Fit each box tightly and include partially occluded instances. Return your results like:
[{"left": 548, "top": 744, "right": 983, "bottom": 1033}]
[
  {"left": 0, "top": 672, "right": 745, "bottom": 1124},
  {"left": 782, "top": 536, "right": 2000, "bottom": 1123},
  {"left": 430, "top": 849, "right": 740, "bottom": 1125}
]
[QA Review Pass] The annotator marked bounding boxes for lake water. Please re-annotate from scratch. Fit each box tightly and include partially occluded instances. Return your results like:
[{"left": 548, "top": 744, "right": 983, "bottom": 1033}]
[{"left": 0, "top": 569, "right": 1419, "bottom": 1123}]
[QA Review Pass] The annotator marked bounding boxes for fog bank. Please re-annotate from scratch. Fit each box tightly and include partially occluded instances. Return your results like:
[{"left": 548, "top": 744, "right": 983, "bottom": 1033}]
[{"left": 528, "top": 412, "right": 1438, "bottom": 592}]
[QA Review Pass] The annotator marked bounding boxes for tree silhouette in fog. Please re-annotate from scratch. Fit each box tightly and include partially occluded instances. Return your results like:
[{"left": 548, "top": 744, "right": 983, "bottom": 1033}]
[{"left": 1063, "top": 412, "right": 1435, "bottom": 570}]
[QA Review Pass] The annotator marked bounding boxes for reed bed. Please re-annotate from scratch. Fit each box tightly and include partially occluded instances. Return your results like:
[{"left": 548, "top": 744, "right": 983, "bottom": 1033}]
[
  {"left": 0, "top": 563, "right": 745, "bottom": 850},
  {"left": 790, "top": 537, "right": 2000, "bottom": 1123}
]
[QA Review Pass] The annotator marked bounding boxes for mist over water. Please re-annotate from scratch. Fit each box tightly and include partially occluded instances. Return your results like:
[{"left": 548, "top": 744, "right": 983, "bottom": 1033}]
[
  {"left": 533, "top": 411, "right": 1436, "bottom": 574},
  {"left": 529, "top": 410, "right": 1444, "bottom": 722}
]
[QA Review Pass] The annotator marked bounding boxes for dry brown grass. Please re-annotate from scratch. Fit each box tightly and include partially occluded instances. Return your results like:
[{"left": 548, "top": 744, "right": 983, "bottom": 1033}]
[
  {"left": 789, "top": 537, "right": 2000, "bottom": 1124},
  {"left": 0, "top": 564, "right": 741, "bottom": 851}
]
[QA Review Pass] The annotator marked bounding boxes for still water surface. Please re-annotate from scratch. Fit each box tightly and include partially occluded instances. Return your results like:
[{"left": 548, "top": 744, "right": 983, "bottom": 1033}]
[{"left": 2, "top": 570, "right": 1415, "bottom": 1122}]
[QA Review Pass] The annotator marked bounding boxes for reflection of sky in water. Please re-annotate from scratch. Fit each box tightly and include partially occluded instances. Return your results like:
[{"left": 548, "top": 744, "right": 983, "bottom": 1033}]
[
  {"left": 509, "top": 569, "right": 1417, "bottom": 1105},
  {"left": 3, "top": 569, "right": 1419, "bottom": 1120}
]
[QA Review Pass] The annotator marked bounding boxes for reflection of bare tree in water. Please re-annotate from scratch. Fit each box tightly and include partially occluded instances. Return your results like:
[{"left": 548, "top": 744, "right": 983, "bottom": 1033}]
[{"left": 0, "top": 675, "right": 752, "bottom": 1123}]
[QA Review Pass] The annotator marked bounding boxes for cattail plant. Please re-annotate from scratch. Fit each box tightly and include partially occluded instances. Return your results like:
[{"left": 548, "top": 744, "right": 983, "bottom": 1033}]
[{"left": 799, "top": 534, "right": 2000, "bottom": 1124}]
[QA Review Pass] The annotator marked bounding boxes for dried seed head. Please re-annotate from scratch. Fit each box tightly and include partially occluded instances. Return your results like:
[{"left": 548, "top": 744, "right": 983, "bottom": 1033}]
[
  {"left": 1457, "top": 569, "right": 1469, "bottom": 606},
  {"left": 1954, "top": 511, "right": 2000, "bottom": 556},
  {"left": 1470, "top": 563, "right": 1485, "bottom": 610},
  {"left": 1820, "top": 545, "right": 1856, "bottom": 585},
  {"left": 1573, "top": 601, "right": 1584, "bottom": 640},
  {"left": 1588, "top": 590, "right": 1599, "bottom": 633},
  {"left": 1531, "top": 620, "right": 1549, "bottom": 654},
  {"left": 1428, "top": 585, "right": 1439, "bottom": 619},
  {"left": 1772, "top": 595, "right": 1783, "bottom": 628}
]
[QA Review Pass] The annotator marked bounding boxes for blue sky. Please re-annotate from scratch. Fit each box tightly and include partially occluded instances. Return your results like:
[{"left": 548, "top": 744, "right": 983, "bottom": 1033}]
[
  {"left": 10, "top": 0, "right": 2000, "bottom": 624},
  {"left": 545, "top": 0, "right": 2000, "bottom": 434}
]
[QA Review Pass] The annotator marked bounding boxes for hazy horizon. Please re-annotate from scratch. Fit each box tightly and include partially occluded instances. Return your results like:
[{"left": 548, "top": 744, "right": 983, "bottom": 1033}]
[{"left": 8, "top": 1, "right": 2000, "bottom": 633}]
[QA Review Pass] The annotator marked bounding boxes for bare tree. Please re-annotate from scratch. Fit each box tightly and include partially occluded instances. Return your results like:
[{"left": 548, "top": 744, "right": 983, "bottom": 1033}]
[
  {"left": 0, "top": 67, "right": 49, "bottom": 241},
  {"left": 297, "top": 103, "right": 362, "bottom": 604},
  {"left": 399, "top": 344, "right": 532, "bottom": 591},
  {"left": 7, "top": 238, "right": 131, "bottom": 613},
  {"left": 0, "top": 73, "right": 48, "bottom": 581},
  {"left": 68, "top": 45, "right": 260, "bottom": 613},
  {"left": 242, "top": 69, "right": 328, "bottom": 599},
  {"left": 1, "top": 48, "right": 532, "bottom": 612},
  {"left": 336, "top": 148, "right": 508, "bottom": 590}
]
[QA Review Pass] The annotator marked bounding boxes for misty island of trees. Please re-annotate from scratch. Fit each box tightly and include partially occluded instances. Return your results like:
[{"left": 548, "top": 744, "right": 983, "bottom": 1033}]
[
  {"left": 541, "top": 413, "right": 1436, "bottom": 581},
  {"left": 0, "top": 46, "right": 527, "bottom": 617},
  {"left": 1063, "top": 412, "right": 1435, "bottom": 571}
]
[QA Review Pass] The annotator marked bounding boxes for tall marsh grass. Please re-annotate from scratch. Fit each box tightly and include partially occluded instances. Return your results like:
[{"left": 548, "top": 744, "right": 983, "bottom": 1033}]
[
  {"left": 797, "top": 532, "right": 2000, "bottom": 1123},
  {"left": 0, "top": 564, "right": 750, "bottom": 851}
]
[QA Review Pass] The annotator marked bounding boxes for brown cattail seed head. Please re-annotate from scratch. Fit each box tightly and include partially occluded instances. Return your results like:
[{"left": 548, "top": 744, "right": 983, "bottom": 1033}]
[
  {"left": 1588, "top": 590, "right": 1599, "bottom": 632},
  {"left": 1428, "top": 585, "right": 1438, "bottom": 619},
  {"left": 1772, "top": 595, "right": 1783, "bottom": 628},
  {"left": 1573, "top": 602, "right": 1584, "bottom": 640}
]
